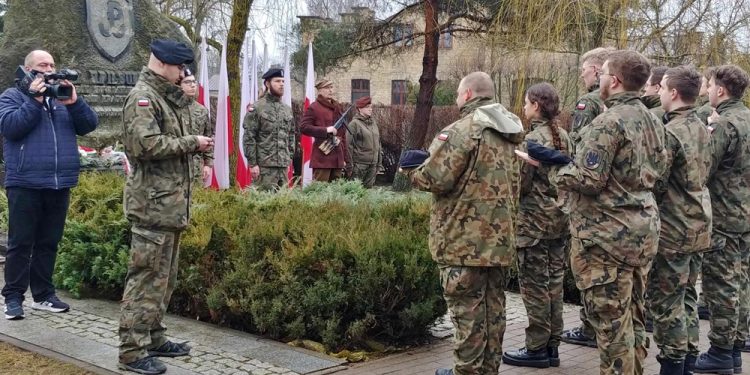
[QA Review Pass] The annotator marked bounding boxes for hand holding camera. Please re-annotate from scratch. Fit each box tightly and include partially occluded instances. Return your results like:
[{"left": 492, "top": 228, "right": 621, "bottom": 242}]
[{"left": 16, "top": 66, "right": 79, "bottom": 103}]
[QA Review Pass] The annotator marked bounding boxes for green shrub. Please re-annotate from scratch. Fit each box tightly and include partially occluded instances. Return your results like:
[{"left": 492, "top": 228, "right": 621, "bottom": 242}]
[{"left": 55, "top": 173, "right": 445, "bottom": 351}]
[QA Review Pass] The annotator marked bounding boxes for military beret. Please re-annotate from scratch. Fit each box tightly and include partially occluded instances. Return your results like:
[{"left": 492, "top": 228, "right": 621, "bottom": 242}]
[
  {"left": 315, "top": 79, "right": 333, "bottom": 89},
  {"left": 150, "top": 39, "right": 194, "bottom": 65},
  {"left": 355, "top": 96, "right": 371, "bottom": 108},
  {"left": 526, "top": 141, "right": 572, "bottom": 165},
  {"left": 399, "top": 149, "right": 430, "bottom": 168},
  {"left": 262, "top": 68, "right": 283, "bottom": 80},
  {"left": 183, "top": 68, "right": 194, "bottom": 77}
]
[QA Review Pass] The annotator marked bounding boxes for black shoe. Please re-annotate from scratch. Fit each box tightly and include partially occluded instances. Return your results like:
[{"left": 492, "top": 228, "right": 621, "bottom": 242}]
[
  {"left": 658, "top": 357, "right": 685, "bottom": 375},
  {"left": 698, "top": 305, "right": 711, "bottom": 320},
  {"left": 694, "top": 346, "right": 734, "bottom": 374},
  {"left": 434, "top": 369, "right": 453, "bottom": 375},
  {"left": 147, "top": 341, "right": 191, "bottom": 357},
  {"left": 502, "top": 347, "right": 550, "bottom": 368},
  {"left": 645, "top": 317, "right": 654, "bottom": 333},
  {"left": 686, "top": 354, "right": 697, "bottom": 375},
  {"left": 732, "top": 346, "right": 741, "bottom": 374},
  {"left": 547, "top": 346, "right": 560, "bottom": 367},
  {"left": 561, "top": 326, "right": 597, "bottom": 348},
  {"left": 118, "top": 357, "right": 166, "bottom": 375}
]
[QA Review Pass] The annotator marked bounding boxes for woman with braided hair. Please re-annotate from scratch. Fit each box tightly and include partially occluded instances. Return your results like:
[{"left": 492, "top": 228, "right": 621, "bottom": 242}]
[{"left": 503, "top": 82, "right": 573, "bottom": 369}]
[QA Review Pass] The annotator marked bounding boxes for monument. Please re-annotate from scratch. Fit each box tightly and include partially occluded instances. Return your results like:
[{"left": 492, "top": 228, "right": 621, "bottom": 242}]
[{"left": 0, "top": 0, "right": 194, "bottom": 148}]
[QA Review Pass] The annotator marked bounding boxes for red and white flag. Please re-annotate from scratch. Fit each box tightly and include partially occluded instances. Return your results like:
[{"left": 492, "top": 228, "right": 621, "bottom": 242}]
[
  {"left": 282, "top": 49, "right": 294, "bottom": 186},
  {"left": 236, "top": 41, "right": 256, "bottom": 189},
  {"left": 210, "top": 40, "right": 232, "bottom": 190},
  {"left": 301, "top": 42, "right": 315, "bottom": 186},
  {"left": 197, "top": 37, "right": 212, "bottom": 187}
]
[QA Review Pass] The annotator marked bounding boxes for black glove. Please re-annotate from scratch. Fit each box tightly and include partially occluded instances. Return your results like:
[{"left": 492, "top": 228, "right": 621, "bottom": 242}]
[
  {"left": 526, "top": 141, "right": 572, "bottom": 165},
  {"left": 399, "top": 150, "right": 430, "bottom": 168}
]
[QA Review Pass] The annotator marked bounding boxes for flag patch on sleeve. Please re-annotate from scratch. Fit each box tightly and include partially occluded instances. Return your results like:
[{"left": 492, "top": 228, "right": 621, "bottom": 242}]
[
  {"left": 438, "top": 133, "right": 449, "bottom": 141},
  {"left": 576, "top": 102, "right": 586, "bottom": 110},
  {"left": 137, "top": 99, "right": 150, "bottom": 107}
]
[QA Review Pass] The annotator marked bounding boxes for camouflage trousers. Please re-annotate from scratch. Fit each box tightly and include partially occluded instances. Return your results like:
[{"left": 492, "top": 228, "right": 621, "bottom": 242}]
[
  {"left": 647, "top": 249, "right": 702, "bottom": 360},
  {"left": 702, "top": 231, "right": 744, "bottom": 350},
  {"left": 735, "top": 234, "right": 750, "bottom": 347},
  {"left": 119, "top": 226, "right": 182, "bottom": 364},
  {"left": 516, "top": 236, "right": 567, "bottom": 350},
  {"left": 439, "top": 265, "right": 507, "bottom": 375},
  {"left": 256, "top": 167, "right": 289, "bottom": 191},
  {"left": 571, "top": 237, "right": 650, "bottom": 375},
  {"left": 351, "top": 163, "right": 377, "bottom": 188}
]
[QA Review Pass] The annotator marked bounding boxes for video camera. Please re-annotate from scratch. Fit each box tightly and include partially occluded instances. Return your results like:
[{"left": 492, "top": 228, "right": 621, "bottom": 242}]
[{"left": 15, "top": 66, "right": 79, "bottom": 100}]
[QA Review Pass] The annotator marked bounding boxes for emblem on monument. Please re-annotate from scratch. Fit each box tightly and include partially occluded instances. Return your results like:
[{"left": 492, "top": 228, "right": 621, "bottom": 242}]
[{"left": 86, "top": 0, "right": 134, "bottom": 61}]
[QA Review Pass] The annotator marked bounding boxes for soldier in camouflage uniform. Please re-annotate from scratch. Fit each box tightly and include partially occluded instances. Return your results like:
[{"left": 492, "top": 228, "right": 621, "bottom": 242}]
[
  {"left": 547, "top": 50, "right": 668, "bottom": 375},
  {"left": 563, "top": 46, "right": 614, "bottom": 349},
  {"left": 118, "top": 40, "right": 214, "bottom": 375},
  {"left": 695, "top": 70, "right": 715, "bottom": 126},
  {"left": 179, "top": 69, "right": 213, "bottom": 187},
  {"left": 647, "top": 66, "right": 713, "bottom": 375},
  {"left": 502, "top": 83, "right": 572, "bottom": 369},
  {"left": 402, "top": 72, "right": 524, "bottom": 375},
  {"left": 348, "top": 96, "right": 382, "bottom": 188},
  {"left": 640, "top": 66, "right": 668, "bottom": 121},
  {"left": 242, "top": 68, "right": 296, "bottom": 190},
  {"left": 694, "top": 65, "right": 750, "bottom": 375}
]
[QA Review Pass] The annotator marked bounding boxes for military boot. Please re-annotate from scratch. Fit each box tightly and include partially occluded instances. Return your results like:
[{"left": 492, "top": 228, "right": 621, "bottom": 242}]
[
  {"left": 547, "top": 346, "right": 560, "bottom": 367},
  {"left": 694, "top": 346, "right": 734, "bottom": 374},
  {"left": 732, "top": 346, "right": 741, "bottom": 374},
  {"left": 561, "top": 326, "right": 597, "bottom": 348},
  {"left": 434, "top": 368, "right": 453, "bottom": 375},
  {"left": 685, "top": 354, "right": 697, "bottom": 375},
  {"left": 118, "top": 357, "right": 166, "bottom": 375},
  {"left": 502, "top": 347, "right": 550, "bottom": 368},
  {"left": 658, "top": 356, "right": 685, "bottom": 375}
]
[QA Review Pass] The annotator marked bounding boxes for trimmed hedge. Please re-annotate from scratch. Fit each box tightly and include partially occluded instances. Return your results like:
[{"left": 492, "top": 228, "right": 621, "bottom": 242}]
[{"left": 54, "top": 173, "right": 446, "bottom": 351}]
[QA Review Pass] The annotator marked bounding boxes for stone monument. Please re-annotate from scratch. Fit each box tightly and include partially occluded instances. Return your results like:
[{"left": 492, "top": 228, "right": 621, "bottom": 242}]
[{"left": 0, "top": 0, "right": 193, "bottom": 148}]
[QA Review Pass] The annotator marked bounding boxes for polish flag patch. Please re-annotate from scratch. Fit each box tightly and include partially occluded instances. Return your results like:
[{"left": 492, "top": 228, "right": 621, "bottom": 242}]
[
  {"left": 576, "top": 102, "right": 586, "bottom": 110},
  {"left": 438, "top": 133, "right": 449, "bottom": 141},
  {"left": 137, "top": 99, "right": 150, "bottom": 107}
]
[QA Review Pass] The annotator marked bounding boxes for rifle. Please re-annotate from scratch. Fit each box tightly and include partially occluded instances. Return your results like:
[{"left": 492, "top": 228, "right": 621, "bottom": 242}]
[{"left": 318, "top": 105, "right": 353, "bottom": 155}]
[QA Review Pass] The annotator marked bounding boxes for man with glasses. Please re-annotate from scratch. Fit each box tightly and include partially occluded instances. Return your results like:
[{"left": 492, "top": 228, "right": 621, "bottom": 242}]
[
  {"left": 179, "top": 69, "right": 213, "bottom": 186},
  {"left": 118, "top": 39, "right": 214, "bottom": 375}
]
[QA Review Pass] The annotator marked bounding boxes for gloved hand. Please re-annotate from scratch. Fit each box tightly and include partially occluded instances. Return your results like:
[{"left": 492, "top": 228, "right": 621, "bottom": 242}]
[{"left": 399, "top": 150, "right": 430, "bottom": 168}]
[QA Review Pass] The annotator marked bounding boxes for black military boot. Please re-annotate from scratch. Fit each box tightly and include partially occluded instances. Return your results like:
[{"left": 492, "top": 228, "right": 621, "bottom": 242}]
[
  {"left": 147, "top": 341, "right": 191, "bottom": 357},
  {"left": 434, "top": 368, "right": 453, "bottom": 375},
  {"left": 658, "top": 356, "right": 685, "bottom": 375},
  {"left": 694, "top": 346, "right": 734, "bottom": 374},
  {"left": 118, "top": 357, "right": 167, "bottom": 375},
  {"left": 547, "top": 346, "right": 560, "bottom": 367},
  {"left": 502, "top": 347, "right": 550, "bottom": 368},
  {"left": 732, "top": 345, "right": 741, "bottom": 374},
  {"left": 685, "top": 354, "right": 697, "bottom": 375}
]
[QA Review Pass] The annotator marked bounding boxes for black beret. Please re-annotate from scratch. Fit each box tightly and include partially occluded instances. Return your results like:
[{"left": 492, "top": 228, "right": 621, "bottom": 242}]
[
  {"left": 399, "top": 150, "right": 430, "bottom": 168},
  {"left": 526, "top": 141, "right": 572, "bottom": 165},
  {"left": 262, "top": 68, "right": 284, "bottom": 80},
  {"left": 150, "top": 39, "right": 194, "bottom": 65}
]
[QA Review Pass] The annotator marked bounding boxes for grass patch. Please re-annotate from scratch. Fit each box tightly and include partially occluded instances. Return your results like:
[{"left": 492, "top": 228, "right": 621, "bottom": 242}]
[{"left": 0, "top": 341, "right": 94, "bottom": 375}]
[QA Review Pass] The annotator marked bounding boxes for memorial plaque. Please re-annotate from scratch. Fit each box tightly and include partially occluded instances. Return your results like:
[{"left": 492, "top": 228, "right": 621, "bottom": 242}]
[{"left": 86, "top": 0, "right": 135, "bottom": 62}]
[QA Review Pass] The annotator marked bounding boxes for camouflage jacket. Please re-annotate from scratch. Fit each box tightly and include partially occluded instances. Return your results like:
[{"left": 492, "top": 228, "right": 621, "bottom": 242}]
[
  {"left": 707, "top": 98, "right": 750, "bottom": 234},
  {"left": 554, "top": 91, "right": 668, "bottom": 267},
  {"left": 408, "top": 97, "right": 524, "bottom": 267},
  {"left": 518, "top": 119, "right": 572, "bottom": 241},
  {"left": 641, "top": 95, "right": 666, "bottom": 123},
  {"left": 570, "top": 85, "right": 605, "bottom": 148},
  {"left": 695, "top": 96, "right": 713, "bottom": 125},
  {"left": 348, "top": 114, "right": 382, "bottom": 166},
  {"left": 655, "top": 107, "right": 713, "bottom": 252},
  {"left": 242, "top": 94, "right": 296, "bottom": 168},
  {"left": 189, "top": 100, "right": 213, "bottom": 182},
  {"left": 122, "top": 68, "right": 200, "bottom": 231}
]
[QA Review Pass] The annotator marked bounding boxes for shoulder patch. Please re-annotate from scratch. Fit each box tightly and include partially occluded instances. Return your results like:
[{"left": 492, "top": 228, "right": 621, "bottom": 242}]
[
  {"left": 438, "top": 133, "right": 449, "bottom": 141},
  {"left": 584, "top": 150, "right": 601, "bottom": 169},
  {"left": 137, "top": 99, "right": 150, "bottom": 107},
  {"left": 577, "top": 102, "right": 586, "bottom": 110}
]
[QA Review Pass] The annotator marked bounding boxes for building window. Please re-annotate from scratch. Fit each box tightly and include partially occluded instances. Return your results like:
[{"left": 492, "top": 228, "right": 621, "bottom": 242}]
[
  {"left": 439, "top": 28, "right": 453, "bottom": 49},
  {"left": 394, "top": 24, "right": 414, "bottom": 47},
  {"left": 392, "top": 80, "right": 408, "bottom": 105},
  {"left": 351, "top": 79, "right": 370, "bottom": 102}
]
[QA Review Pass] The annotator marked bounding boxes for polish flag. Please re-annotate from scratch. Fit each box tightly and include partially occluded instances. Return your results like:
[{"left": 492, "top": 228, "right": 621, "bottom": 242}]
[
  {"left": 301, "top": 42, "right": 315, "bottom": 186},
  {"left": 282, "top": 49, "right": 294, "bottom": 186},
  {"left": 236, "top": 41, "right": 257, "bottom": 189},
  {"left": 210, "top": 40, "right": 231, "bottom": 190},
  {"left": 197, "top": 37, "right": 212, "bottom": 187}
]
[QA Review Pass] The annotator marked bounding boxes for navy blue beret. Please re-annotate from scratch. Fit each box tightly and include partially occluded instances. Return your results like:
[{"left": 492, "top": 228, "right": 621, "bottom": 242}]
[
  {"left": 526, "top": 141, "right": 572, "bottom": 165},
  {"left": 399, "top": 150, "right": 430, "bottom": 168},
  {"left": 262, "top": 68, "right": 284, "bottom": 80},
  {"left": 150, "top": 39, "right": 194, "bottom": 65}
]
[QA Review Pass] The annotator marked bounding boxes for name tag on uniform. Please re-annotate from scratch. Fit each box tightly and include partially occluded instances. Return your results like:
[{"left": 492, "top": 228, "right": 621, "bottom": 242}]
[{"left": 137, "top": 99, "right": 150, "bottom": 107}]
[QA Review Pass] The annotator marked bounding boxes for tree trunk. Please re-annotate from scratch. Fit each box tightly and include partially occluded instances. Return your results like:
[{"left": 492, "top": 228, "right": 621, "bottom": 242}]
[
  {"left": 393, "top": 0, "right": 440, "bottom": 191},
  {"left": 226, "top": 0, "right": 253, "bottom": 187}
]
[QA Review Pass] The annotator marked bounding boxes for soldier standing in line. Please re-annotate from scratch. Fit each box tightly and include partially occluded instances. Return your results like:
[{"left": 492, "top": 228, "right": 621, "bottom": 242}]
[
  {"left": 242, "top": 68, "right": 296, "bottom": 190},
  {"left": 641, "top": 65, "right": 668, "bottom": 121},
  {"left": 401, "top": 72, "right": 524, "bottom": 375},
  {"left": 521, "top": 50, "right": 668, "bottom": 374},
  {"left": 179, "top": 68, "right": 213, "bottom": 187},
  {"left": 695, "top": 69, "right": 715, "bottom": 126},
  {"left": 118, "top": 40, "right": 214, "bottom": 375},
  {"left": 647, "top": 66, "right": 713, "bottom": 375},
  {"left": 694, "top": 65, "right": 750, "bottom": 375},
  {"left": 502, "top": 82, "right": 572, "bottom": 369},
  {"left": 348, "top": 96, "right": 382, "bottom": 188}
]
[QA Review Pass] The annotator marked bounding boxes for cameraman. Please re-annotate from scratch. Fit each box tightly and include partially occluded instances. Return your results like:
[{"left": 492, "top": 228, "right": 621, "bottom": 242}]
[{"left": 0, "top": 50, "right": 98, "bottom": 320}]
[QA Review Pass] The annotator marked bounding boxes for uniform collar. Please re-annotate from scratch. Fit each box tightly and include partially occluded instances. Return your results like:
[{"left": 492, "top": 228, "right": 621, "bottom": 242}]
[
  {"left": 603, "top": 91, "right": 641, "bottom": 108},
  {"left": 459, "top": 96, "right": 494, "bottom": 117},
  {"left": 640, "top": 95, "right": 661, "bottom": 109},
  {"left": 139, "top": 67, "right": 190, "bottom": 108},
  {"left": 664, "top": 105, "right": 695, "bottom": 123},
  {"left": 716, "top": 98, "right": 743, "bottom": 114},
  {"left": 530, "top": 119, "right": 549, "bottom": 130}
]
